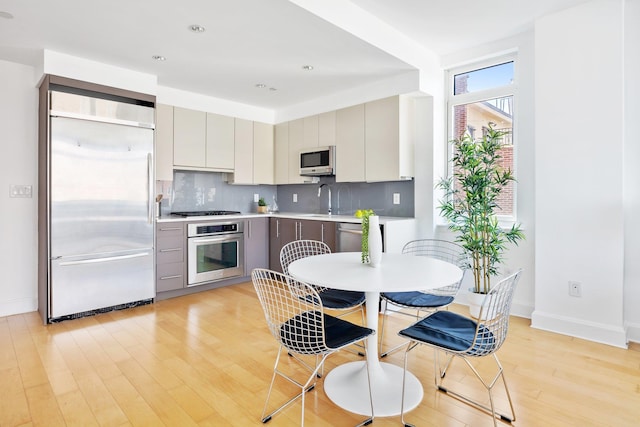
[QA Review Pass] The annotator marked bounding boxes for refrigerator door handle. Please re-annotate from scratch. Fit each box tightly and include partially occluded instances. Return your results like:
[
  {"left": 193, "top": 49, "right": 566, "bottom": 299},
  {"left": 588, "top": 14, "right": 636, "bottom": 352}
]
[
  {"left": 147, "top": 153, "right": 153, "bottom": 224},
  {"left": 59, "top": 252, "right": 150, "bottom": 266}
]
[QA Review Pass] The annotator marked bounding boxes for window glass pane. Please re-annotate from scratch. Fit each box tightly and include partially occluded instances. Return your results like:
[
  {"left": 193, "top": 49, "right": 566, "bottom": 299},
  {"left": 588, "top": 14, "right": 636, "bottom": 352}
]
[
  {"left": 452, "top": 96, "right": 514, "bottom": 216},
  {"left": 454, "top": 62, "right": 514, "bottom": 95}
]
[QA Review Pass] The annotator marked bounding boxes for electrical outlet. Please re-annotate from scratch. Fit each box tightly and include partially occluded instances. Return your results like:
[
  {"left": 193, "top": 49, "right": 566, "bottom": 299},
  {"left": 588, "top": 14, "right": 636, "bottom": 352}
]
[
  {"left": 393, "top": 193, "right": 400, "bottom": 205},
  {"left": 293, "top": 193, "right": 298, "bottom": 203},
  {"left": 568, "top": 281, "right": 582, "bottom": 297},
  {"left": 254, "top": 193, "right": 259, "bottom": 203},
  {"left": 10, "top": 184, "right": 32, "bottom": 198}
]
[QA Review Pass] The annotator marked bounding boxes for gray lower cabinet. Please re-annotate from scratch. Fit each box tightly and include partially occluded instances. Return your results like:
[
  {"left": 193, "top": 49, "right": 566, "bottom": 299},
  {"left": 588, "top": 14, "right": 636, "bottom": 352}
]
[
  {"left": 269, "top": 217, "right": 336, "bottom": 272},
  {"left": 245, "top": 217, "right": 269, "bottom": 275},
  {"left": 156, "top": 223, "right": 186, "bottom": 292}
]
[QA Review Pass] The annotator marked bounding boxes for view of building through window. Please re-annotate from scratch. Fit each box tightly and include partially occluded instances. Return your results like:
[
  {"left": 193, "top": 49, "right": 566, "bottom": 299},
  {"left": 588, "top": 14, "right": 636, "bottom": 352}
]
[{"left": 449, "top": 61, "right": 515, "bottom": 217}]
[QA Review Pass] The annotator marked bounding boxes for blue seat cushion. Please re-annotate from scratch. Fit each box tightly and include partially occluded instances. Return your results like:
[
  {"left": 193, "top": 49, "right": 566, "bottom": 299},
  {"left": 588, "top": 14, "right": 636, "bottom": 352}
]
[
  {"left": 398, "top": 310, "right": 495, "bottom": 354},
  {"left": 381, "top": 291, "right": 454, "bottom": 308},
  {"left": 318, "top": 289, "right": 366, "bottom": 310},
  {"left": 280, "top": 311, "right": 374, "bottom": 354}
]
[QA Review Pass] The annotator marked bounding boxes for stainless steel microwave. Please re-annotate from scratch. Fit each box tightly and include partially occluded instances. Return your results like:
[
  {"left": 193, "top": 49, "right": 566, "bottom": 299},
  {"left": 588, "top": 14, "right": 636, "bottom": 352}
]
[{"left": 300, "top": 145, "right": 335, "bottom": 176}]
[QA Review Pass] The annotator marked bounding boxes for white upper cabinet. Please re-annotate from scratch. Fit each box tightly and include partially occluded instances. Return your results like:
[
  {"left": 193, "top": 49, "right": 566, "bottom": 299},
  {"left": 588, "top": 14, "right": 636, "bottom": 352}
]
[
  {"left": 253, "top": 121, "right": 274, "bottom": 185},
  {"left": 229, "top": 118, "right": 254, "bottom": 184},
  {"left": 206, "top": 113, "right": 235, "bottom": 171},
  {"left": 173, "top": 107, "right": 206, "bottom": 168},
  {"left": 155, "top": 104, "right": 174, "bottom": 181},
  {"left": 227, "top": 119, "right": 274, "bottom": 185},
  {"left": 287, "top": 118, "right": 306, "bottom": 184},
  {"left": 335, "top": 104, "right": 365, "bottom": 182},
  {"left": 364, "top": 95, "right": 414, "bottom": 182},
  {"left": 318, "top": 111, "right": 336, "bottom": 147},
  {"left": 274, "top": 122, "right": 289, "bottom": 184},
  {"left": 303, "top": 115, "right": 319, "bottom": 147}
]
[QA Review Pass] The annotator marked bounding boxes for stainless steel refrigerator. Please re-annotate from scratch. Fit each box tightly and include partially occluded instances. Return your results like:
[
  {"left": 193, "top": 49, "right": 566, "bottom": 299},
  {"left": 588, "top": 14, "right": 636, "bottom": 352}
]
[{"left": 46, "top": 89, "right": 155, "bottom": 321}]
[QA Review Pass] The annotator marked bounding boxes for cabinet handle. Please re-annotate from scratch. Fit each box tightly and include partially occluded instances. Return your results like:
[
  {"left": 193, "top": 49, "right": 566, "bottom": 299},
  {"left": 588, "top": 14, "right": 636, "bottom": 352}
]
[
  {"left": 248, "top": 220, "right": 252, "bottom": 238},
  {"left": 159, "top": 227, "right": 182, "bottom": 231},
  {"left": 276, "top": 220, "right": 280, "bottom": 238},
  {"left": 321, "top": 224, "right": 324, "bottom": 242},
  {"left": 159, "top": 274, "right": 182, "bottom": 280},
  {"left": 159, "top": 248, "right": 182, "bottom": 253}
]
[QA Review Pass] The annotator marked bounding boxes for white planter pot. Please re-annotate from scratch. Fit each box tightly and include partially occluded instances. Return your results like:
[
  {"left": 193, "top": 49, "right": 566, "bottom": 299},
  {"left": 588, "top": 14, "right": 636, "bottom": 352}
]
[{"left": 468, "top": 289, "right": 498, "bottom": 320}]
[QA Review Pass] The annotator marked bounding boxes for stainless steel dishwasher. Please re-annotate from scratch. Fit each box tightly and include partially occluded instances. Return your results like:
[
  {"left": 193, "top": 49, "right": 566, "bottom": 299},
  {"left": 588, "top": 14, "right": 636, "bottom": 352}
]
[{"left": 337, "top": 222, "right": 384, "bottom": 252}]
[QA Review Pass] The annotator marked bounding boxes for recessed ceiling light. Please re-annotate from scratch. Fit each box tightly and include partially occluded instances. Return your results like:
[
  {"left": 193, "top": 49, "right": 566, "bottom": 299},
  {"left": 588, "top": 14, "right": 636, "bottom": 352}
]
[
  {"left": 189, "top": 24, "right": 206, "bottom": 33},
  {"left": 302, "top": 65, "right": 314, "bottom": 71},
  {"left": 152, "top": 55, "right": 166, "bottom": 61},
  {"left": 255, "top": 83, "right": 267, "bottom": 88},
  {"left": 0, "top": 11, "right": 14, "bottom": 19}
]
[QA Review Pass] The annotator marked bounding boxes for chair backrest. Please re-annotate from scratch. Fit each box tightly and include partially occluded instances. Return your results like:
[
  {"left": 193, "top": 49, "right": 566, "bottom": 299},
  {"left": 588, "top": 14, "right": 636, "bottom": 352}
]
[
  {"left": 280, "top": 239, "right": 331, "bottom": 275},
  {"left": 252, "top": 268, "right": 329, "bottom": 355},
  {"left": 402, "top": 239, "right": 468, "bottom": 268},
  {"left": 469, "top": 269, "right": 522, "bottom": 357},
  {"left": 402, "top": 239, "right": 469, "bottom": 296}
]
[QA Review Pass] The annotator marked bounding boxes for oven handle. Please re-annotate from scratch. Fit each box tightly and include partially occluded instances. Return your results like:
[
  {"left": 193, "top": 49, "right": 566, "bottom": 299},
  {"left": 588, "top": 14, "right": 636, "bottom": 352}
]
[{"left": 190, "top": 233, "right": 242, "bottom": 245}]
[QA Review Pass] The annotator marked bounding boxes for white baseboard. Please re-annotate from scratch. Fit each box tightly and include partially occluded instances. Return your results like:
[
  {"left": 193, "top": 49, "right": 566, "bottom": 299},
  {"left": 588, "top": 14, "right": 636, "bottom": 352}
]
[
  {"left": 531, "top": 310, "right": 628, "bottom": 349},
  {"left": 625, "top": 320, "right": 640, "bottom": 344},
  {"left": 0, "top": 297, "right": 38, "bottom": 318}
]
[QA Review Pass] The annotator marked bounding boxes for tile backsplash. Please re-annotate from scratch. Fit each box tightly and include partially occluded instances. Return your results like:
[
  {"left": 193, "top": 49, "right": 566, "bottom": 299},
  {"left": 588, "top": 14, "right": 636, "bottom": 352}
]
[{"left": 157, "top": 171, "right": 414, "bottom": 217}]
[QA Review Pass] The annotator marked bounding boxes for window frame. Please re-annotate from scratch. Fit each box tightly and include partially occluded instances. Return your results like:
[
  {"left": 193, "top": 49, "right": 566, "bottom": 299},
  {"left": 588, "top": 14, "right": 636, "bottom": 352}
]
[{"left": 445, "top": 54, "right": 519, "bottom": 222}]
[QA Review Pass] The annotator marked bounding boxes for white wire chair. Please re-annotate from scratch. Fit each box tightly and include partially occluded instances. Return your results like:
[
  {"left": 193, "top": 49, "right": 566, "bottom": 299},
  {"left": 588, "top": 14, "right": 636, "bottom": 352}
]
[
  {"left": 251, "top": 268, "right": 375, "bottom": 427},
  {"left": 399, "top": 269, "right": 522, "bottom": 427},
  {"left": 280, "top": 240, "right": 366, "bottom": 322},
  {"left": 379, "top": 239, "right": 468, "bottom": 357}
]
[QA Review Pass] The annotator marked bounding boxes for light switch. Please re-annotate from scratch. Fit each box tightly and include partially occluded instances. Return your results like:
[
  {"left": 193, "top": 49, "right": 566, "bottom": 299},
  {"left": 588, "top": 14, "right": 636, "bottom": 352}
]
[
  {"left": 293, "top": 193, "right": 298, "bottom": 203},
  {"left": 393, "top": 193, "right": 400, "bottom": 205},
  {"left": 10, "top": 185, "right": 32, "bottom": 198},
  {"left": 254, "top": 193, "right": 259, "bottom": 203}
]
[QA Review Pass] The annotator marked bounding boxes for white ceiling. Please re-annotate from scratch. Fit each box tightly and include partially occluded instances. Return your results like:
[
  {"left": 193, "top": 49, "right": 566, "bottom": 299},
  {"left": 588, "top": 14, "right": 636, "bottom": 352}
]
[{"left": 0, "top": 0, "right": 589, "bottom": 111}]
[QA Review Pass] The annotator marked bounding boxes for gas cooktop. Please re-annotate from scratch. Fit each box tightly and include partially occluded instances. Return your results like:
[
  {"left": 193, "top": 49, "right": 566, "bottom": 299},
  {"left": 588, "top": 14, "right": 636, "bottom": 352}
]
[{"left": 170, "top": 210, "right": 242, "bottom": 217}]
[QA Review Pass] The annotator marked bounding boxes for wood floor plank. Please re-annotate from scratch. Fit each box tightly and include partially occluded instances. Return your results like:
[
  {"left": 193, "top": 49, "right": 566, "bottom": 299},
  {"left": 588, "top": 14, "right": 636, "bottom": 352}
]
[{"left": 0, "top": 366, "right": 31, "bottom": 426}]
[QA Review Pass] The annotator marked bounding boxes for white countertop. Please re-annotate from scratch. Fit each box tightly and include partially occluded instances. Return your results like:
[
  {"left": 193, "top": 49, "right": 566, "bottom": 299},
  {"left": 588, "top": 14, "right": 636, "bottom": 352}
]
[{"left": 156, "top": 212, "right": 414, "bottom": 224}]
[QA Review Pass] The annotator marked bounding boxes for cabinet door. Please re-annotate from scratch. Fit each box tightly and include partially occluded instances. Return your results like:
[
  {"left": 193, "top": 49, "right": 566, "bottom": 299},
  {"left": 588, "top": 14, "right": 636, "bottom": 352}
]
[
  {"left": 269, "top": 217, "right": 282, "bottom": 272},
  {"left": 318, "top": 111, "right": 336, "bottom": 147},
  {"left": 298, "top": 220, "right": 336, "bottom": 251},
  {"left": 253, "top": 121, "right": 274, "bottom": 184},
  {"left": 155, "top": 104, "right": 174, "bottom": 181},
  {"left": 173, "top": 107, "right": 206, "bottom": 168},
  {"left": 245, "top": 217, "right": 269, "bottom": 274},
  {"left": 156, "top": 223, "right": 186, "bottom": 292},
  {"left": 206, "top": 113, "right": 234, "bottom": 171},
  {"left": 365, "top": 96, "right": 400, "bottom": 182},
  {"left": 336, "top": 104, "right": 365, "bottom": 182},
  {"left": 232, "top": 118, "right": 254, "bottom": 184},
  {"left": 288, "top": 118, "right": 306, "bottom": 184},
  {"left": 269, "top": 217, "right": 297, "bottom": 272},
  {"left": 274, "top": 122, "right": 289, "bottom": 184},
  {"left": 303, "top": 115, "right": 319, "bottom": 148}
]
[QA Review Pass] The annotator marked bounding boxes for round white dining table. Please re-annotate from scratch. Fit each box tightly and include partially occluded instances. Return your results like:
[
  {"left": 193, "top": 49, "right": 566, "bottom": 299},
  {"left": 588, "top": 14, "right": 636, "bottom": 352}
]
[{"left": 288, "top": 251, "right": 463, "bottom": 417}]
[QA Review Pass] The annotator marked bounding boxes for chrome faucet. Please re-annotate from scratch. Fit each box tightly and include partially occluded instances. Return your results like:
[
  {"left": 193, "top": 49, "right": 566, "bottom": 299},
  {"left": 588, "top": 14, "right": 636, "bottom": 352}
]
[{"left": 318, "top": 184, "right": 332, "bottom": 215}]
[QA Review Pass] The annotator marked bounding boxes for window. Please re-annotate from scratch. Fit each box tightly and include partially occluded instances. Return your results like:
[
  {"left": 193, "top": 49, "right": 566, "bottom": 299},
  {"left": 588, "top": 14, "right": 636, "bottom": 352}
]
[{"left": 447, "top": 58, "right": 516, "bottom": 218}]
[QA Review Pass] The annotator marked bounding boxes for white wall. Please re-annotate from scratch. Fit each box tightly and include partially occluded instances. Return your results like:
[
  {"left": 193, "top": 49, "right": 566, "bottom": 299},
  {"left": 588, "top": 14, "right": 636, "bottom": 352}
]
[
  {"left": 532, "top": 0, "right": 627, "bottom": 347},
  {"left": 0, "top": 60, "right": 39, "bottom": 316},
  {"left": 623, "top": 0, "right": 640, "bottom": 342}
]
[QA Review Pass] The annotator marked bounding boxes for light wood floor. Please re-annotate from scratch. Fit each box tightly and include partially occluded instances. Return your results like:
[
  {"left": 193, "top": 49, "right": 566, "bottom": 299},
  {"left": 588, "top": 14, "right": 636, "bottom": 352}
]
[{"left": 2, "top": 282, "right": 639, "bottom": 427}]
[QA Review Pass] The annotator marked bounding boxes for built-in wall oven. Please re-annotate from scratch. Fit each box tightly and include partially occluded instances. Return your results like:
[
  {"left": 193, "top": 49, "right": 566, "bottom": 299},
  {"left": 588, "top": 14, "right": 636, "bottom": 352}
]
[{"left": 187, "top": 221, "right": 244, "bottom": 286}]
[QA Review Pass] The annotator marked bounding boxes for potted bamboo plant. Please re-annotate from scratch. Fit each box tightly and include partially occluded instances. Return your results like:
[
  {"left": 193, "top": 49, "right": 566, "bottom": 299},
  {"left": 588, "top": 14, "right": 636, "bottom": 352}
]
[{"left": 437, "top": 123, "right": 524, "bottom": 317}]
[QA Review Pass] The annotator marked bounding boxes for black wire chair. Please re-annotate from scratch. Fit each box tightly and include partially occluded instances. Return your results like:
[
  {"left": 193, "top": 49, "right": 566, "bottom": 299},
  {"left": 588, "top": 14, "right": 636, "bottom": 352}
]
[
  {"left": 251, "top": 268, "right": 375, "bottom": 426},
  {"left": 399, "top": 269, "right": 522, "bottom": 427},
  {"left": 379, "top": 239, "right": 468, "bottom": 357}
]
